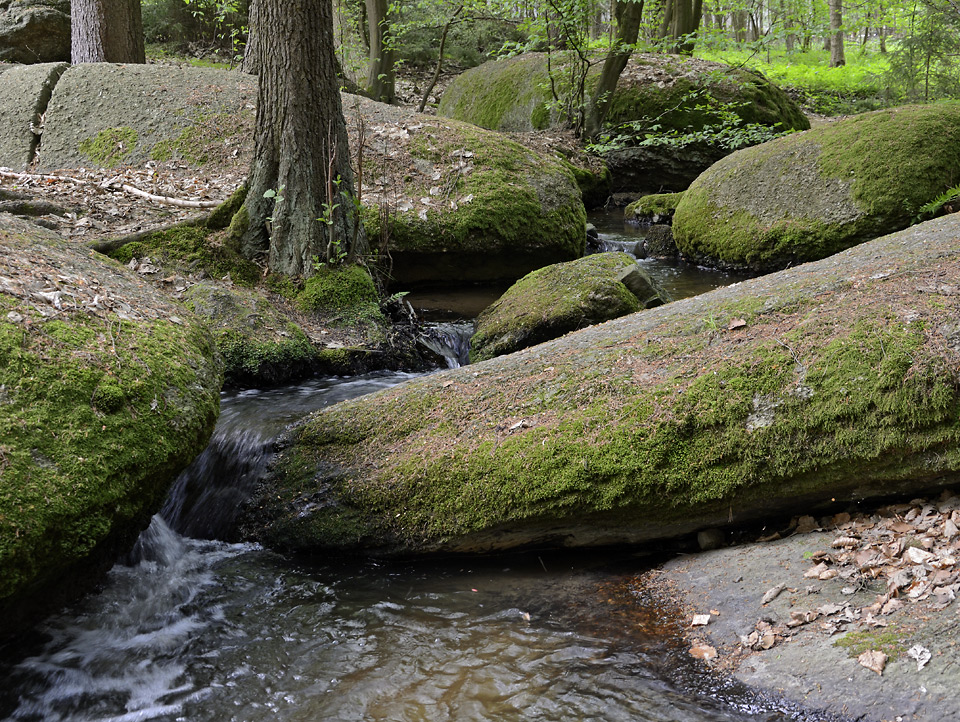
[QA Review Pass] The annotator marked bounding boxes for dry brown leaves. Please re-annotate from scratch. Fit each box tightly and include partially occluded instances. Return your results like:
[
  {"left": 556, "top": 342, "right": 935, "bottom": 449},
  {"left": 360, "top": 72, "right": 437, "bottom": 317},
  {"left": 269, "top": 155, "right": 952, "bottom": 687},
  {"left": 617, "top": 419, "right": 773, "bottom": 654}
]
[{"left": 0, "top": 162, "right": 243, "bottom": 244}]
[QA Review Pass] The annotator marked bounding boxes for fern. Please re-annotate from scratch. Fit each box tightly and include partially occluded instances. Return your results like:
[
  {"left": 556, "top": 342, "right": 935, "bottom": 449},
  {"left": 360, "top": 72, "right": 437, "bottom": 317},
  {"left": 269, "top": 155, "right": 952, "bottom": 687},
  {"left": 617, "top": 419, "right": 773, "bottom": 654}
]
[{"left": 914, "top": 184, "right": 960, "bottom": 224}]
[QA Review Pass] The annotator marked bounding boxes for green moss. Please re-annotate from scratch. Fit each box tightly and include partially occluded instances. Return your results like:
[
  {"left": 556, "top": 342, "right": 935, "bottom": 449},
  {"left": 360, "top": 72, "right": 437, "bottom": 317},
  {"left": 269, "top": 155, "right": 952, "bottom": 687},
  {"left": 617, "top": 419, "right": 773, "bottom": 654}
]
[
  {"left": 470, "top": 252, "right": 649, "bottom": 362},
  {"left": 106, "top": 224, "right": 260, "bottom": 286},
  {"left": 148, "top": 113, "right": 235, "bottom": 165},
  {"left": 834, "top": 625, "right": 906, "bottom": 658},
  {"left": 0, "top": 300, "right": 220, "bottom": 606},
  {"left": 251, "top": 268, "right": 960, "bottom": 552},
  {"left": 216, "top": 326, "right": 317, "bottom": 387},
  {"left": 228, "top": 202, "right": 249, "bottom": 244},
  {"left": 363, "top": 120, "right": 585, "bottom": 260},
  {"left": 296, "top": 264, "right": 378, "bottom": 312},
  {"left": 626, "top": 192, "right": 685, "bottom": 220},
  {"left": 207, "top": 184, "right": 248, "bottom": 231},
  {"left": 561, "top": 159, "right": 613, "bottom": 208},
  {"left": 79, "top": 127, "right": 137, "bottom": 167},
  {"left": 439, "top": 52, "right": 808, "bottom": 135},
  {"left": 673, "top": 103, "right": 960, "bottom": 270}
]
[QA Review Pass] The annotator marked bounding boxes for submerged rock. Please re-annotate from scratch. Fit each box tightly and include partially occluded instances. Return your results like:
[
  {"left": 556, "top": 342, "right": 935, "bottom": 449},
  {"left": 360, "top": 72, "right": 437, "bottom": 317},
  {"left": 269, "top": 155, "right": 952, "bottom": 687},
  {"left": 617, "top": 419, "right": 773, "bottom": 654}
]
[
  {"left": 0, "top": 214, "right": 222, "bottom": 634},
  {"left": 469, "top": 252, "right": 668, "bottom": 362},
  {"left": 672, "top": 102, "right": 960, "bottom": 271},
  {"left": 239, "top": 213, "right": 960, "bottom": 557}
]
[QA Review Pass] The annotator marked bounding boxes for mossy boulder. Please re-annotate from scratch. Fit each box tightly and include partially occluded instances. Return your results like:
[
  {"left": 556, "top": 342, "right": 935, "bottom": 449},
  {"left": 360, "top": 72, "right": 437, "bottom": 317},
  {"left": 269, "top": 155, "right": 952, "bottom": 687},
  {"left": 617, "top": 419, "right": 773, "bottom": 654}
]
[
  {"left": 626, "top": 192, "right": 684, "bottom": 226},
  {"left": 439, "top": 53, "right": 808, "bottom": 193},
  {"left": 0, "top": 214, "right": 222, "bottom": 633},
  {"left": 238, "top": 213, "right": 960, "bottom": 556},
  {"left": 672, "top": 103, "right": 960, "bottom": 272},
  {"left": 345, "top": 95, "right": 586, "bottom": 286},
  {"left": 469, "top": 252, "right": 669, "bottom": 362}
]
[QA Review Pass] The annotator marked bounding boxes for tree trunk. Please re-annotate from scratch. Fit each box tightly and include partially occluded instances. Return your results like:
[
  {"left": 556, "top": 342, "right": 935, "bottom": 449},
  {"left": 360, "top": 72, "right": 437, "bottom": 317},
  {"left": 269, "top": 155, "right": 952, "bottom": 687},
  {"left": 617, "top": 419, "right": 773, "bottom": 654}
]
[
  {"left": 242, "top": 0, "right": 260, "bottom": 73},
  {"left": 585, "top": 0, "right": 644, "bottom": 138},
  {"left": 829, "top": 0, "right": 845, "bottom": 66},
  {"left": 242, "top": 0, "right": 366, "bottom": 276},
  {"left": 365, "top": 0, "right": 395, "bottom": 103},
  {"left": 71, "top": 0, "right": 145, "bottom": 63}
]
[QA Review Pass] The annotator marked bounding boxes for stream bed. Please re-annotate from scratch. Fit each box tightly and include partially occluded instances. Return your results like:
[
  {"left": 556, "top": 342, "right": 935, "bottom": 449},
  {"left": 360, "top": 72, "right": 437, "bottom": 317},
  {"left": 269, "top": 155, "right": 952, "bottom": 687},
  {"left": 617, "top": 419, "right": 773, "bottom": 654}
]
[{"left": 0, "top": 372, "right": 840, "bottom": 722}]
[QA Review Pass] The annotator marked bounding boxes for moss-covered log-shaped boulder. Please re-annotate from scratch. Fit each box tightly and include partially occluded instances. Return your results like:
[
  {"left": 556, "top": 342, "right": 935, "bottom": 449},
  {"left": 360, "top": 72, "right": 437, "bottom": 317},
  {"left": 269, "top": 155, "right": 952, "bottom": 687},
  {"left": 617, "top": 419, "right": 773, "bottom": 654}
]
[
  {"left": 673, "top": 103, "right": 960, "bottom": 272},
  {"left": 345, "top": 96, "right": 586, "bottom": 286},
  {"left": 0, "top": 214, "right": 222, "bottom": 634},
  {"left": 470, "top": 252, "right": 668, "bottom": 362},
  {"left": 239, "top": 213, "right": 960, "bottom": 556},
  {"left": 438, "top": 53, "right": 808, "bottom": 192}
]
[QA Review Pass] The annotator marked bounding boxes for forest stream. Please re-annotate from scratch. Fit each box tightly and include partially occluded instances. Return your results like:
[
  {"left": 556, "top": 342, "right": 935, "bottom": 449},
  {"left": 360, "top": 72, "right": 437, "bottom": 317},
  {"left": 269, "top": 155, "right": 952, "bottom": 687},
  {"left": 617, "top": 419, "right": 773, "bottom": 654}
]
[{"left": 0, "top": 228, "right": 839, "bottom": 722}]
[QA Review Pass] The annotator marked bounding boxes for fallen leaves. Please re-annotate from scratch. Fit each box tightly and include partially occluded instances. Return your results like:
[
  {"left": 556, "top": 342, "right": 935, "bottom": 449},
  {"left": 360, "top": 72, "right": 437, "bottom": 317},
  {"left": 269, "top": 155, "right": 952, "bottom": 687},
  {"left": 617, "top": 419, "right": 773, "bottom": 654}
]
[{"left": 858, "top": 649, "right": 888, "bottom": 676}]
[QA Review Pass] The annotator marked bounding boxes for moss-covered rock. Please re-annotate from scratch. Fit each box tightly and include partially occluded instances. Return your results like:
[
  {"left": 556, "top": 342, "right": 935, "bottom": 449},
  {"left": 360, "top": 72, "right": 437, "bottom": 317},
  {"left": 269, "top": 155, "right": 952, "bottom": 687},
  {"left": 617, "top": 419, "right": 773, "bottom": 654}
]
[
  {"left": 439, "top": 53, "right": 808, "bottom": 193},
  {"left": 345, "top": 95, "right": 586, "bottom": 286},
  {"left": 0, "top": 213, "right": 222, "bottom": 633},
  {"left": 470, "top": 252, "right": 668, "bottom": 362},
  {"left": 673, "top": 103, "right": 960, "bottom": 271},
  {"left": 238, "top": 213, "right": 960, "bottom": 556},
  {"left": 626, "top": 192, "right": 685, "bottom": 226}
]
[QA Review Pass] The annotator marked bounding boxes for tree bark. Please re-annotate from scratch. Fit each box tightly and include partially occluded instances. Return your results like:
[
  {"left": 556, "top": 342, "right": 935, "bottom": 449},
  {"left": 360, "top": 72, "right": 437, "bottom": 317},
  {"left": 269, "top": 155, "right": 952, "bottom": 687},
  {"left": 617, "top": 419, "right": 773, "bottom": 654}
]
[
  {"left": 364, "top": 0, "right": 395, "bottom": 103},
  {"left": 829, "top": 0, "right": 845, "bottom": 66},
  {"left": 585, "top": 0, "right": 644, "bottom": 138},
  {"left": 71, "top": 0, "right": 145, "bottom": 63},
  {"left": 242, "top": 0, "right": 366, "bottom": 276},
  {"left": 242, "top": 0, "right": 260, "bottom": 74}
]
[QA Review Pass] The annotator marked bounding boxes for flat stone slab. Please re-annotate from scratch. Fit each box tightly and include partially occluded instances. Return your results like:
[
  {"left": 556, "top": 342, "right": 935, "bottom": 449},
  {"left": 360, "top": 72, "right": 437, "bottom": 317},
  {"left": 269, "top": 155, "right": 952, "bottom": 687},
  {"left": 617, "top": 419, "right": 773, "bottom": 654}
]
[
  {"left": 0, "top": 62, "right": 66, "bottom": 169},
  {"left": 37, "top": 63, "right": 256, "bottom": 171}
]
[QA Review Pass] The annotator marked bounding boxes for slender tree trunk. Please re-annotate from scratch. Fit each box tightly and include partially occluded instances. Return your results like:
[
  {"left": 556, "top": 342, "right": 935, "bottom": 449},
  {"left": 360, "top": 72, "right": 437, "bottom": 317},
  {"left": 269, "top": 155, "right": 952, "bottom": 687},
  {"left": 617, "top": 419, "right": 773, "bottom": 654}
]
[
  {"left": 71, "top": 0, "right": 145, "bottom": 63},
  {"left": 418, "top": 6, "right": 464, "bottom": 113},
  {"left": 585, "top": 0, "right": 644, "bottom": 137},
  {"left": 879, "top": 24, "right": 887, "bottom": 52},
  {"left": 829, "top": 0, "right": 845, "bottom": 66},
  {"left": 365, "top": 0, "right": 395, "bottom": 103},
  {"left": 242, "top": 0, "right": 260, "bottom": 73},
  {"left": 242, "top": 0, "right": 365, "bottom": 276}
]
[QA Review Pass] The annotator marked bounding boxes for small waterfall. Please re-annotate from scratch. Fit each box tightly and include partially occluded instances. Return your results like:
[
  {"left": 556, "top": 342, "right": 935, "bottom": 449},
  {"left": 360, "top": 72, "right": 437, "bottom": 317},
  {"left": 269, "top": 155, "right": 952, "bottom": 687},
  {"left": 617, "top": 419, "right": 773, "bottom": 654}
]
[
  {"left": 418, "top": 322, "right": 474, "bottom": 368},
  {"left": 158, "top": 426, "right": 271, "bottom": 541}
]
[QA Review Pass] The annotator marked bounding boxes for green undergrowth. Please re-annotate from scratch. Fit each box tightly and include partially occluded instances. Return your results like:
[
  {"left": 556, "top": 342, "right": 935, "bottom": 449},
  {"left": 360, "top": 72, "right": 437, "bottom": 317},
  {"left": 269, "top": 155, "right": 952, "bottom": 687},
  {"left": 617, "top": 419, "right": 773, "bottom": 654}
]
[
  {"left": 698, "top": 47, "right": 889, "bottom": 115},
  {"left": 251, "top": 267, "right": 960, "bottom": 552}
]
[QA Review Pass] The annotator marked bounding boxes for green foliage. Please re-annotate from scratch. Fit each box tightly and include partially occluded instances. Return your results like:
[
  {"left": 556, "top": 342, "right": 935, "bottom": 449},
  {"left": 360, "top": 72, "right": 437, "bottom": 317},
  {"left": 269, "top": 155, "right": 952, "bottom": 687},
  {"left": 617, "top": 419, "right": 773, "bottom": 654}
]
[
  {"left": 79, "top": 127, "right": 138, "bottom": 168},
  {"left": 142, "top": 0, "right": 247, "bottom": 60},
  {"left": 886, "top": 0, "right": 960, "bottom": 102},
  {"left": 913, "top": 184, "right": 960, "bottom": 223}
]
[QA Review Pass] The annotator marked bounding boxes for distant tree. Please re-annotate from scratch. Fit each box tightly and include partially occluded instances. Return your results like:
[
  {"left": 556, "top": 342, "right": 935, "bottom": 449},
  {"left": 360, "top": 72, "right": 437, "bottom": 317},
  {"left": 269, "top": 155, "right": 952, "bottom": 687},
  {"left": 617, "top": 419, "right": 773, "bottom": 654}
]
[
  {"left": 241, "top": 0, "right": 366, "bottom": 276},
  {"left": 72, "top": 0, "right": 146, "bottom": 62},
  {"left": 585, "top": 0, "right": 644, "bottom": 137}
]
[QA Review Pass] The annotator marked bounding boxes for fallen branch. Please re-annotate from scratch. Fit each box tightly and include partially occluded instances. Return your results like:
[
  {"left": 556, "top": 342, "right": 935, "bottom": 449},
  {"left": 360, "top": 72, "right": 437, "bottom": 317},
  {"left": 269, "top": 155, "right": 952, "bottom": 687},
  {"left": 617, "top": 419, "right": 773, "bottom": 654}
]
[
  {"left": 0, "top": 169, "right": 222, "bottom": 208},
  {"left": 87, "top": 214, "right": 211, "bottom": 254},
  {"left": 120, "top": 184, "right": 221, "bottom": 208}
]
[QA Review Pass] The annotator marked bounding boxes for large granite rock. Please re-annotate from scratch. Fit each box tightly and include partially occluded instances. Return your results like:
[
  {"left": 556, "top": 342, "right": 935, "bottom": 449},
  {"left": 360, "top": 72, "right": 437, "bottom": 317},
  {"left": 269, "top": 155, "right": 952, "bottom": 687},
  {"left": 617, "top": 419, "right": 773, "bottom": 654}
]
[
  {"left": 0, "top": 0, "right": 70, "bottom": 64},
  {"left": 37, "top": 62, "right": 256, "bottom": 170},
  {"left": 469, "top": 252, "right": 668, "bottom": 362},
  {"left": 238, "top": 213, "right": 960, "bottom": 556},
  {"left": 0, "top": 214, "right": 222, "bottom": 634},
  {"left": 0, "top": 61, "right": 66, "bottom": 169},
  {"left": 672, "top": 102, "right": 960, "bottom": 271},
  {"left": 439, "top": 53, "right": 809, "bottom": 193}
]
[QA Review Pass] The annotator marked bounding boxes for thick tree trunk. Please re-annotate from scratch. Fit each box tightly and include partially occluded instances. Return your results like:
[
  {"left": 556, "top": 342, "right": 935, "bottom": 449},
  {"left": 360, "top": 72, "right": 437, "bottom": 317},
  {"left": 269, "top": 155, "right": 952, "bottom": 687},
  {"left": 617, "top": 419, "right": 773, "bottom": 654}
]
[
  {"left": 364, "top": 0, "right": 395, "bottom": 103},
  {"left": 829, "top": 0, "right": 845, "bottom": 66},
  {"left": 585, "top": 0, "right": 644, "bottom": 138},
  {"left": 71, "top": 0, "right": 145, "bottom": 63},
  {"left": 242, "top": 0, "right": 366, "bottom": 276}
]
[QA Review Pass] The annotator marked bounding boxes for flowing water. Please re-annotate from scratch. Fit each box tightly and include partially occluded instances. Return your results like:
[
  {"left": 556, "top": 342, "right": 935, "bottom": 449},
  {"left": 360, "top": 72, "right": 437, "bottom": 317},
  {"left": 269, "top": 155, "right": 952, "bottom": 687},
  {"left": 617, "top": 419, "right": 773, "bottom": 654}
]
[{"left": 0, "top": 371, "right": 842, "bottom": 722}]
